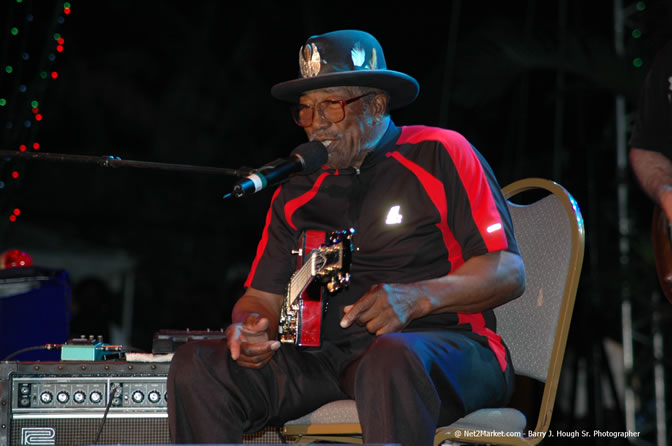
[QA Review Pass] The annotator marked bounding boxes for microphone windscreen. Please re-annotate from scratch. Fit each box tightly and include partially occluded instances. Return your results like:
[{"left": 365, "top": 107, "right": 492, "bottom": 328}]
[{"left": 291, "top": 141, "right": 328, "bottom": 173}]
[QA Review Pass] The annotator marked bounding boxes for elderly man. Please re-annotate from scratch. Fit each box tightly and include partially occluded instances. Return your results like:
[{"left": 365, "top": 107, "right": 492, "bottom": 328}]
[{"left": 168, "top": 30, "right": 525, "bottom": 446}]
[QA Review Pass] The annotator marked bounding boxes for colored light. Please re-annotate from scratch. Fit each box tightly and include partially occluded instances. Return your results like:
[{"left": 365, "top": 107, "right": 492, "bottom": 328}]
[
  {"left": 11, "top": 171, "right": 19, "bottom": 179},
  {"left": 22, "top": 52, "right": 30, "bottom": 60},
  {"left": 35, "top": 114, "right": 43, "bottom": 121},
  {"left": 53, "top": 33, "right": 61, "bottom": 41},
  {"left": 32, "top": 142, "right": 40, "bottom": 149},
  {"left": 57, "top": 45, "right": 64, "bottom": 53},
  {"left": 64, "top": 8, "right": 71, "bottom": 15},
  {"left": 632, "top": 29, "right": 642, "bottom": 38},
  {"left": 48, "top": 53, "right": 56, "bottom": 62},
  {"left": 13, "top": 209, "right": 20, "bottom": 216},
  {"left": 633, "top": 57, "right": 643, "bottom": 67},
  {"left": 9, "top": 215, "right": 16, "bottom": 222},
  {"left": 0, "top": 182, "right": 4, "bottom": 188},
  {"left": 32, "top": 107, "right": 39, "bottom": 113},
  {"left": 19, "top": 144, "right": 26, "bottom": 151},
  {"left": 636, "top": 1, "right": 646, "bottom": 11},
  {"left": 18, "top": 85, "right": 27, "bottom": 92},
  {"left": 31, "top": 100, "right": 39, "bottom": 107},
  {"left": 0, "top": 98, "right": 6, "bottom": 106},
  {"left": 64, "top": 2, "right": 71, "bottom": 7},
  {"left": 5, "top": 66, "right": 13, "bottom": 74},
  {"left": 11, "top": 27, "right": 19, "bottom": 36},
  {"left": 51, "top": 71, "right": 58, "bottom": 79},
  {"left": 58, "top": 37, "right": 65, "bottom": 45},
  {"left": 23, "top": 120, "right": 31, "bottom": 128},
  {"left": 40, "top": 71, "right": 48, "bottom": 79}
]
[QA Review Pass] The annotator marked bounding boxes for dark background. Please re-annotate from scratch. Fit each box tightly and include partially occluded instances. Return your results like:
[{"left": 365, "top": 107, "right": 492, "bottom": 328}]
[{"left": 2, "top": 0, "right": 672, "bottom": 443}]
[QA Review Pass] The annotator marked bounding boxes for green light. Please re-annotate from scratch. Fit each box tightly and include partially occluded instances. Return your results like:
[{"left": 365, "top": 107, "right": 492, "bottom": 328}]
[
  {"left": 0, "top": 99, "right": 6, "bottom": 106},
  {"left": 10, "top": 27, "right": 19, "bottom": 36},
  {"left": 636, "top": 1, "right": 646, "bottom": 11},
  {"left": 63, "top": 2, "right": 71, "bottom": 7},
  {"left": 632, "top": 29, "right": 642, "bottom": 38},
  {"left": 5, "top": 65, "right": 13, "bottom": 74},
  {"left": 31, "top": 100, "right": 39, "bottom": 107},
  {"left": 53, "top": 33, "right": 61, "bottom": 41},
  {"left": 40, "top": 71, "right": 48, "bottom": 79},
  {"left": 633, "top": 57, "right": 644, "bottom": 68},
  {"left": 16, "top": 0, "right": 22, "bottom": 3}
]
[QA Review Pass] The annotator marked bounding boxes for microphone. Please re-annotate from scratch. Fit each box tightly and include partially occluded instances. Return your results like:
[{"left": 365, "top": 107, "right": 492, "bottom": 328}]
[{"left": 225, "top": 141, "right": 328, "bottom": 199}]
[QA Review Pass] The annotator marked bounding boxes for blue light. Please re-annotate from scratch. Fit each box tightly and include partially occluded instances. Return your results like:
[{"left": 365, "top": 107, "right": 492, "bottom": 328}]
[{"left": 24, "top": 120, "right": 31, "bottom": 128}]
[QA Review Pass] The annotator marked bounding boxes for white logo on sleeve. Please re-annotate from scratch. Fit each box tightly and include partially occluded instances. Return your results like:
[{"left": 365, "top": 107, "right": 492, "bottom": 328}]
[{"left": 385, "top": 205, "right": 403, "bottom": 225}]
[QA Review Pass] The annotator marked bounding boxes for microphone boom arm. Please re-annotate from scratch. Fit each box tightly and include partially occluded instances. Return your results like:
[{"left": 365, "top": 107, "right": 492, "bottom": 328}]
[{"left": 0, "top": 149, "right": 247, "bottom": 177}]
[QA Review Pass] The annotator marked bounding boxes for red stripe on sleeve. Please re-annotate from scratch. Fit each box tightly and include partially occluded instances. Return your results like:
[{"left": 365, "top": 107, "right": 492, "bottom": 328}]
[
  {"left": 244, "top": 187, "right": 283, "bottom": 288},
  {"left": 386, "top": 151, "right": 464, "bottom": 270},
  {"left": 284, "top": 172, "right": 332, "bottom": 230},
  {"left": 397, "top": 126, "right": 508, "bottom": 252},
  {"left": 458, "top": 313, "right": 508, "bottom": 372}
]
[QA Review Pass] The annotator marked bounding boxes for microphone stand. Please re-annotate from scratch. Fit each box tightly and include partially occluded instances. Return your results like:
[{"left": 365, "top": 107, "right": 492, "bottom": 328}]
[{"left": 0, "top": 149, "right": 250, "bottom": 178}]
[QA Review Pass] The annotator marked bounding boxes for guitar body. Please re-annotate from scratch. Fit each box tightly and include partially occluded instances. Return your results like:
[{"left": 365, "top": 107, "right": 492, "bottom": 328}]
[
  {"left": 294, "top": 230, "right": 327, "bottom": 347},
  {"left": 652, "top": 206, "right": 672, "bottom": 304},
  {"left": 279, "top": 228, "right": 354, "bottom": 347}
]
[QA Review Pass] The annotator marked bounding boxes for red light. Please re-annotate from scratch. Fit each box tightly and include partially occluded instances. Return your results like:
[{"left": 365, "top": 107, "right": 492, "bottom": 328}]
[
  {"left": 9, "top": 215, "right": 16, "bottom": 222},
  {"left": 11, "top": 171, "right": 19, "bottom": 179},
  {"left": 13, "top": 209, "right": 20, "bottom": 216},
  {"left": 19, "top": 144, "right": 26, "bottom": 152},
  {"left": 0, "top": 249, "right": 34, "bottom": 267},
  {"left": 32, "top": 107, "right": 39, "bottom": 113},
  {"left": 35, "top": 114, "right": 43, "bottom": 121},
  {"left": 58, "top": 37, "right": 65, "bottom": 44},
  {"left": 32, "top": 142, "right": 40, "bottom": 150},
  {"left": 56, "top": 45, "right": 64, "bottom": 53},
  {"left": 64, "top": 7, "right": 71, "bottom": 14},
  {"left": 51, "top": 71, "right": 58, "bottom": 79}
]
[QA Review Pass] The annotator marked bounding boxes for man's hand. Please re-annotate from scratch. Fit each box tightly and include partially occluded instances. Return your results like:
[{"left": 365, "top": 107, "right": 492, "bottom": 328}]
[
  {"left": 340, "top": 283, "right": 427, "bottom": 335},
  {"left": 226, "top": 314, "right": 281, "bottom": 369}
]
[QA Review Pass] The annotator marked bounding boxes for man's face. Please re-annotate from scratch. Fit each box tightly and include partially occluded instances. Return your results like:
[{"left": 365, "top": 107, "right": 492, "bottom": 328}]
[{"left": 299, "top": 87, "right": 379, "bottom": 169}]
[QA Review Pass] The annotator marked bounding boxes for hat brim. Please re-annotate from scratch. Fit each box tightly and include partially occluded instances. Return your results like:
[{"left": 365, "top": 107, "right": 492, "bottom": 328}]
[{"left": 271, "top": 70, "right": 419, "bottom": 111}]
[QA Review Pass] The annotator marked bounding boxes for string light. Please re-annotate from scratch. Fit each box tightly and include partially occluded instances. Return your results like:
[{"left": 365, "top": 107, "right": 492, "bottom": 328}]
[{"left": 1, "top": 1, "right": 73, "bottom": 226}]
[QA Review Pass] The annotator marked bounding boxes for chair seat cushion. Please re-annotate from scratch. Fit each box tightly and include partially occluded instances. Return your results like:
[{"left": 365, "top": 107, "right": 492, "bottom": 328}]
[
  {"left": 443, "top": 408, "right": 527, "bottom": 435},
  {"left": 285, "top": 400, "right": 359, "bottom": 425},
  {"left": 285, "top": 399, "right": 526, "bottom": 439}
]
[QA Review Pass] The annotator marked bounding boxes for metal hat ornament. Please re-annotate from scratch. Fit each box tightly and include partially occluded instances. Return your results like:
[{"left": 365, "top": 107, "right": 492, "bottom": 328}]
[{"left": 271, "top": 30, "right": 419, "bottom": 110}]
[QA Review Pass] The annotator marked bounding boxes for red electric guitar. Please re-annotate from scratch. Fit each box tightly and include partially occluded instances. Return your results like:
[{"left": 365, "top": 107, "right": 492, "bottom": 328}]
[
  {"left": 652, "top": 206, "right": 672, "bottom": 304},
  {"left": 279, "top": 229, "right": 354, "bottom": 347}
]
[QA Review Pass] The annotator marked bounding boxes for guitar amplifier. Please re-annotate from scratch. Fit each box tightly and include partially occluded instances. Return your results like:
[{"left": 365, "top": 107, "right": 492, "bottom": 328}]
[{"left": 0, "top": 361, "right": 288, "bottom": 445}]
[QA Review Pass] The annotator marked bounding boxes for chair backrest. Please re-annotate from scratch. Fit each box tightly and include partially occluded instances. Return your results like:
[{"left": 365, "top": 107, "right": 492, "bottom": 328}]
[{"left": 499, "top": 178, "right": 585, "bottom": 429}]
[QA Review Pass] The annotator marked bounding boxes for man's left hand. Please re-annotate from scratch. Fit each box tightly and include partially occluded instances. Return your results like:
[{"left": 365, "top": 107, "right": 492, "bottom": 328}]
[{"left": 340, "top": 283, "right": 427, "bottom": 335}]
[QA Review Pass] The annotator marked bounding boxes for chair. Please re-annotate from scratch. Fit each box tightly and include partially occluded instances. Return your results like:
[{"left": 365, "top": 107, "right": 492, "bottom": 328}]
[{"left": 283, "top": 178, "right": 586, "bottom": 445}]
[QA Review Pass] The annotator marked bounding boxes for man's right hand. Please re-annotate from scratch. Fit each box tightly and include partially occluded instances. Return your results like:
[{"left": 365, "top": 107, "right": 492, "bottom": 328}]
[{"left": 226, "top": 314, "right": 281, "bottom": 369}]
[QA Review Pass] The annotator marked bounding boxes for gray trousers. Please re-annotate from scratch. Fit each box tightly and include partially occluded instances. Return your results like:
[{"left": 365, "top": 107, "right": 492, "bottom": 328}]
[{"left": 167, "top": 330, "right": 514, "bottom": 446}]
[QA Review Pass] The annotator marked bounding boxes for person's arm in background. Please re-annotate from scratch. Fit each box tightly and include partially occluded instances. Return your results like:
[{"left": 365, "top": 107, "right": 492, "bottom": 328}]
[{"left": 630, "top": 148, "right": 672, "bottom": 222}]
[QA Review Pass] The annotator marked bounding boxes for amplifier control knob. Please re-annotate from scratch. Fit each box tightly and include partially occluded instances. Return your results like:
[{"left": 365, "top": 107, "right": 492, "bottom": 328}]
[
  {"left": 90, "top": 391, "right": 103, "bottom": 404},
  {"left": 131, "top": 391, "right": 144, "bottom": 403},
  {"left": 73, "top": 391, "right": 86, "bottom": 404},
  {"left": 148, "top": 391, "right": 161, "bottom": 403},
  {"left": 56, "top": 391, "right": 70, "bottom": 404},
  {"left": 39, "top": 391, "right": 53, "bottom": 404}
]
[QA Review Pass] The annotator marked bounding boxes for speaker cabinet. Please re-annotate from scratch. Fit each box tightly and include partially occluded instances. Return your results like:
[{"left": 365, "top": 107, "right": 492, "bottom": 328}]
[{"left": 0, "top": 361, "right": 287, "bottom": 445}]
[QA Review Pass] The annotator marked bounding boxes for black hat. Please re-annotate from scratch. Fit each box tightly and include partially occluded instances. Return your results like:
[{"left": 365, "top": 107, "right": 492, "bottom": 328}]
[{"left": 271, "top": 30, "right": 419, "bottom": 110}]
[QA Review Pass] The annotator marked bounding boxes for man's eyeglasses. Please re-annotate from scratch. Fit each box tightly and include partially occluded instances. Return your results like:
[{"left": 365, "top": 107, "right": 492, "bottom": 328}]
[{"left": 290, "top": 93, "right": 374, "bottom": 127}]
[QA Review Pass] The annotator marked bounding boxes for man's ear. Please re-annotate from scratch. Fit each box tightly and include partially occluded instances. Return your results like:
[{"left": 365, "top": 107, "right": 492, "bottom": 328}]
[{"left": 371, "top": 93, "right": 389, "bottom": 118}]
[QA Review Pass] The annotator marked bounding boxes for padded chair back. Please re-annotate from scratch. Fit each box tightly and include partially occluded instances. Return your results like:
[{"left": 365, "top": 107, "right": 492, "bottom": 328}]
[{"left": 498, "top": 182, "right": 579, "bottom": 382}]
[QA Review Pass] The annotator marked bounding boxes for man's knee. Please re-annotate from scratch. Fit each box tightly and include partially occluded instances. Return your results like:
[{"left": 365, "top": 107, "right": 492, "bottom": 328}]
[{"left": 354, "top": 333, "right": 422, "bottom": 383}]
